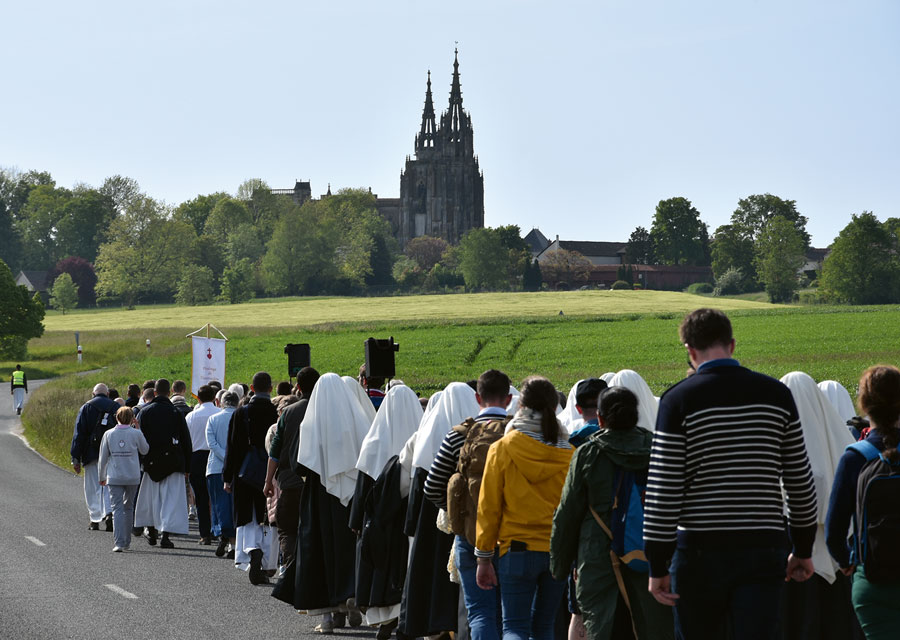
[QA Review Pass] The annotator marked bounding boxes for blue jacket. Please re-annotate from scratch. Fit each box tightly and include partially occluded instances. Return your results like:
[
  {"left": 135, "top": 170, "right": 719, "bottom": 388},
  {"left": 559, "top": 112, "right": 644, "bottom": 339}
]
[
  {"left": 70, "top": 394, "right": 120, "bottom": 465},
  {"left": 206, "top": 407, "right": 235, "bottom": 476}
]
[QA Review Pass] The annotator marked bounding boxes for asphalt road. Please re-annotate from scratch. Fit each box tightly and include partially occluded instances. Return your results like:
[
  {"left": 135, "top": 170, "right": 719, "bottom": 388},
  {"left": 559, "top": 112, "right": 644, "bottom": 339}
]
[{"left": 0, "top": 382, "right": 370, "bottom": 640}]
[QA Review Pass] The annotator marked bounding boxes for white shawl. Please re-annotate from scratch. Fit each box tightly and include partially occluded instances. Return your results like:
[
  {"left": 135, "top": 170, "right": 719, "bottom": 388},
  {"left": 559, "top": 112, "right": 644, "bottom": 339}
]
[
  {"left": 781, "top": 371, "right": 855, "bottom": 583},
  {"left": 411, "top": 382, "right": 479, "bottom": 472},
  {"left": 297, "top": 373, "right": 374, "bottom": 506},
  {"left": 817, "top": 380, "right": 857, "bottom": 424},
  {"left": 609, "top": 369, "right": 659, "bottom": 432},
  {"left": 557, "top": 379, "right": 586, "bottom": 435},
  {"left": 356, "top": 384, "right": 424, "bottom": 480},
  {"left": 342, "top": 375, "right": 377, "bottom": 425}
]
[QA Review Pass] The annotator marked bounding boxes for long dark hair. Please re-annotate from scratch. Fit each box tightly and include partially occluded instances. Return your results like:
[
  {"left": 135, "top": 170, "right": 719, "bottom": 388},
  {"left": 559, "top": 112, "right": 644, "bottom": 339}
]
[
  {"left": 858, "top": 365, "right": 900, "bottom": 461},
  {"left": 519, "top": 376, "right": 561, "bottom": 443}
]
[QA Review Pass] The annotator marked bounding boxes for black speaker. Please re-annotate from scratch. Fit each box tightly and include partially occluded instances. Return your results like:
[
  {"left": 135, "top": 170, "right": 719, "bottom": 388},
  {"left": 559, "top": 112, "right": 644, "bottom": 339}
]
[
  {"left": 364, "top": 337, "right": 399, "bottom": 380},
  {"left": 284, "top": 343, "right": 311, "bottom": 378}
]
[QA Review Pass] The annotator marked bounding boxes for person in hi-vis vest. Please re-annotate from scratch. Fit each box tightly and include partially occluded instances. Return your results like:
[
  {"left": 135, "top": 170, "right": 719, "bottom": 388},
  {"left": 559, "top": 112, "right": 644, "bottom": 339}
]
[{"left": 11, "top": 365, "right": 27, "bottom": 415}]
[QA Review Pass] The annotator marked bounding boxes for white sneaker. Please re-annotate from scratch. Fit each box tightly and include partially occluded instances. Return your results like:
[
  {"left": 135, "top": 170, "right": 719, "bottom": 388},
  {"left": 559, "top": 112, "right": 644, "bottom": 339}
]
[{"left": 113, "top": 546, "right": 124, "bottom": 553}]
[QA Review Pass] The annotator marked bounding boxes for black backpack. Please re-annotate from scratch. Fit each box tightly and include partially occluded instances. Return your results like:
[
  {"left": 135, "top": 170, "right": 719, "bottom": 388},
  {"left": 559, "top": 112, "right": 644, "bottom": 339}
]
[
  {"left": 88, "top": 397, "right": 114, "bottom": 450},
  {"left": 855, "top": 449, "right": 900, "bottom": 583}
]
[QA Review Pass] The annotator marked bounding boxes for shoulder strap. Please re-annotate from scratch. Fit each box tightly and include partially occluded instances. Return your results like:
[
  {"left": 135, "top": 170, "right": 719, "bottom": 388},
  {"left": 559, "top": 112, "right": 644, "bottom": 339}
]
[
  {"left": 588, "top": 505, "right": 639, "bottom": 638},
  {"left": 452, "top": 417, "right": 477, "bottom": 437},
  {"left": 848, "top": 440, "right": 880, "bottom": 461}
]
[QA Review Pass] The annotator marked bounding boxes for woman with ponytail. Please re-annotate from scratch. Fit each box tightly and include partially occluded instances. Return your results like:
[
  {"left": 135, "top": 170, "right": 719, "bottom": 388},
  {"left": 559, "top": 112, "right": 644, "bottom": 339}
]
[
  {"left": 474, "top": 376, "right": 574, "bottom": 640},
  {"left": 825, "top": 365, "right": 900, "bottom": 639}
]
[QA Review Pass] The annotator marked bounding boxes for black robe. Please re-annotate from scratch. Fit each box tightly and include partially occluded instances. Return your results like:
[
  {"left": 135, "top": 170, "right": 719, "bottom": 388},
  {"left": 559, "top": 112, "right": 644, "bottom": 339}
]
[
  {"left": 781, "top": 573, "right": 863, "bottom": 640},
  {"left": 272, "top": 465, "right": 356, "bottom": 611},
  {"left": 353, "top": 456, "right": 409, "bottom": 608},
  {"left": 222, "top": 395, "right": 278, "bottom": 527},
  {"left": 399, "top": 468, "right": 458, "bottom": 637}
]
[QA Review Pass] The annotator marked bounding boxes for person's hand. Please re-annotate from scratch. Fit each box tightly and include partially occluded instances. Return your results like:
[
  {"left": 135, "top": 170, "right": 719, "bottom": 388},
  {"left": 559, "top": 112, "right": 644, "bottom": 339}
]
[
  {"left": 264, "top": 480, "right": 275, "bottom": 498},
  {"left": 72, "top": 462, "right": 82, "bottom": 474},
  {"left": 572, "top": 567, "right": 578, "bottom": 582},
  {"left": 649, "top": 575, "right": 679, "bottom": 606},
  {"left": 476, "top": 560, "right": 498, "bottom": 590},
  {"left": 99, "top": 480, "right": 106, "bottom": 486},
  {"left": 840, "top": 565, "right": 856, "bottom": 577},
  {"left": 224, "top": 482, "right": 232, "bottom": 494},
  {"left": 785, "top": 554, "right": 815, "bottom": 582}
]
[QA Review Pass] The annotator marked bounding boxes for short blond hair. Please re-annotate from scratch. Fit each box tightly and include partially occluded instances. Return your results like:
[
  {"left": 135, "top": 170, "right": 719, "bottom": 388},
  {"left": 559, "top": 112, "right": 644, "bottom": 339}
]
[{"left": 116, "top": 406, "right": 135, "bottom": 425}]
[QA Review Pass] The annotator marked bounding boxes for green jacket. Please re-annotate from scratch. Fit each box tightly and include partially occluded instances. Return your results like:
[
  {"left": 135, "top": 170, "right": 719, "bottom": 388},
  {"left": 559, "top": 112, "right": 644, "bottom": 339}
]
[{"left": 550, "top": 426, "right": 652, "bottom": 581}]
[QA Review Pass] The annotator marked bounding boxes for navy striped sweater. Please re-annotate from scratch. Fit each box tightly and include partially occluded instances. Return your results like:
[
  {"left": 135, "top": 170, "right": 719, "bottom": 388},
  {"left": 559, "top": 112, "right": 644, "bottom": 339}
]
[{"left": 643, "top": 360, "right": 818, "bottom": 577}]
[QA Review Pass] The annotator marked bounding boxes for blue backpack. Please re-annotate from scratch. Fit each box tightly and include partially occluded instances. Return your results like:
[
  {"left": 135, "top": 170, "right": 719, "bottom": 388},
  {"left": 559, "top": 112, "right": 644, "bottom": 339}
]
[
  {"left": 850, "top": 441, "right": 900, "bottom": 583},
  {"left": 589, "top": 467, "right": 649, "bottom": 573}
]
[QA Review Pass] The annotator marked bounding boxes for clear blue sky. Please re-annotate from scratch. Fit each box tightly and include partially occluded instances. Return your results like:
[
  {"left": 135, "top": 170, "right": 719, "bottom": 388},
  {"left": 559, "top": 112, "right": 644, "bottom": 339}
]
[{"left": 3, "top": 0, "right": 897, "bottom": 247}]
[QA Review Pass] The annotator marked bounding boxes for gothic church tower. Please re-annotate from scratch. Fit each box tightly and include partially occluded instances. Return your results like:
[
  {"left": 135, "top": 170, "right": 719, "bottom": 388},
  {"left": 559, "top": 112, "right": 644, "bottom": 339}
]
[{"left": 399, "top": 50, "right": 484, "bottom": 246}]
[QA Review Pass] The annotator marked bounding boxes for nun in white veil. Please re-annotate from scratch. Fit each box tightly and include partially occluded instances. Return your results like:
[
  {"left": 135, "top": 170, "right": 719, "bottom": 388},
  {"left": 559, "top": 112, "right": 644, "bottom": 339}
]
[
  {"left": 352, "top": 384, "right": 424, "bottom": 628},
  {"left": 342, "top": 375, "right": 377, "bottom": 424},
  {"left": 402, "top": 382, "right": 478, "bottom": 638},
  {"left": 609, "top": 369, "right": 659, "bottom": 432},
  {"left": 273, "top": 373, "right": 372, "bottom": 628},
  {"left": 817, "top": 380, "right": 857, "bottom": 424},
  {"left": 780, "top": 372, "right": 860, "bottom": 640},
  {"left": 557, "top": 379, "right": 586, "bottom": 434}
]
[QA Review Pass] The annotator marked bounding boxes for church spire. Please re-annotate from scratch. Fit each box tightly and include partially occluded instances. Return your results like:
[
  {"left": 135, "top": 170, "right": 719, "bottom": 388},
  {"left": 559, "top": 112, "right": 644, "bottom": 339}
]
[
  {"left": 416, "top": 70, "right": 436, "bottom": 153},
  {"left": 444, "top": 47, "right": 469, "bottom": 145}
]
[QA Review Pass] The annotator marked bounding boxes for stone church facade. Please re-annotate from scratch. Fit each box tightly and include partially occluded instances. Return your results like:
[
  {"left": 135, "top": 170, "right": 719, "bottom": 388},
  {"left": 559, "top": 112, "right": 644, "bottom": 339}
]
[{"left": 271, "top": 50, "right": 483, "bottom": 247}]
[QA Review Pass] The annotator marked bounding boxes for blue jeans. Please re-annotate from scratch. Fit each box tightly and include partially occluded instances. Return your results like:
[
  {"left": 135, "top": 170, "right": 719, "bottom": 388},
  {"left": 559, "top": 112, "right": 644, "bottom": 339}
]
[
  {"left": 497, "top": 548, "right": 566, "bottom": 640},
  {"left": 206, "top": 473, "right": 234, "bottom": 539},
  {"left": 456, "top": 536, "right": 502, "bottom": 640},
  {"left": 670, "top": 546, "right": 788, "bottom": 640}
]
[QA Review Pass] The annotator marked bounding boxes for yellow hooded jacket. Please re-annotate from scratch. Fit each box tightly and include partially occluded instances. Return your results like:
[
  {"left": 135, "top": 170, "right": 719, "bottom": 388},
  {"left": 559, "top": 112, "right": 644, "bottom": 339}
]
[{"left": 475, "top": 429, "right": 574, "bottom": 557}]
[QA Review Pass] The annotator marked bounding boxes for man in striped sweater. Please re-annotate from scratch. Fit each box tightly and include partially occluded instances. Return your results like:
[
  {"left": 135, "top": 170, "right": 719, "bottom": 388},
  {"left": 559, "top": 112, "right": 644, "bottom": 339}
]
[{"left": 643, "top": 308, "right": 818, "bottom": 640}]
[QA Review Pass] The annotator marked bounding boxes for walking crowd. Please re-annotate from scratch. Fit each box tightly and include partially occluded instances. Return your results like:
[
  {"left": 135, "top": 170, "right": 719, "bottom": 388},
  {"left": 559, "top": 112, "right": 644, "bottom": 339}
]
[{"left": 60, "top": 309, "right": 900, "bottom": 640}]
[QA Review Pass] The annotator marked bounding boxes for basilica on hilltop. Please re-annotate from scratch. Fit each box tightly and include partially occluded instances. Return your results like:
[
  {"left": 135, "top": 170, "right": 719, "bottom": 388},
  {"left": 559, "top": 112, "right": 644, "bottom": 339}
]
[{"left": 271, "top": 50, "right": 484, "bottom": 247}]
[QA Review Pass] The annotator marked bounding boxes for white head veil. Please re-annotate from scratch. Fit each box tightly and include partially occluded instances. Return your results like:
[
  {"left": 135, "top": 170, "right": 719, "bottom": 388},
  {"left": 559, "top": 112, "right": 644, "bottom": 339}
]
[
  {"left": 557, "top": 379, "right": 586, "bottom": 433},
  {"left": 297, "top": 373, "right": 374, "bottom": 505},
  {"left": 781, "top": 371, "right": 855, "bottom": 583},
  {"left": 600, "top": 372, "right": 616, "bottom": 384},
  {"left": 608, "top": 370, "right": 658, "bottom": 432},
  {"left": 342, "top": 375, "right": 377, "bottom": 425},
  {"left": 506, "top": 385, "right": 520, "bottom": 415},
  {"left": 817, "top": 380, "right": 857, "bottom": 424},
  {"left": 411, "top": 382, "right": 479, "bottom": 472},
  {"left": 356, "top": 384, "right": 424, "bottom": 480}
]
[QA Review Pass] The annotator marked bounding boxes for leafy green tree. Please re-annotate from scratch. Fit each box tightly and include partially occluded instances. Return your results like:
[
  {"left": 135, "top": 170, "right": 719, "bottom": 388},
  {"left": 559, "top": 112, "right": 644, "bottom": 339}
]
[
  {"left": 626, "top": 226, "right": 655, "bottom": 265},
  {"left": 650, "top": 197, "right": 709, "bottom": 265},
  {"left": 754, "top": 216, "right": 806, "bottom": 303},
  {"left": 175, "top": 264, "right": 215, "bottom": 306},
  {"left": 99, "top": 175, "right": 142, "bottom": 215},
  {"left": 457, "top": 228, "right": 509, "bottom": 291},
  {"left": 220, "top": 258, "right": 254, "bottom": 304},
  {"left": 94, "top": 196, "right": 197, "bottom": 306},
  {"left": 262, "top": 202, "right": 339, "bottom": 296},
  {"left": 55, "top": 189, "right": 117, "bottom": 263},
  {"left": 710, "top": 224, "right": 756, "bottom": 291},
  {"left": 0, "top": 259, "right": 45, "bottom": 358},
  {"left": 50, "top": 273, "right": 79, "bottom": 314},
  {"left": 522, "top": 258, "right": 543, "bottom": 291},
  {"left": 174, "top": 192, "right": 229, "bottom": 235},
  {"left": 17, "top": 184, "right": 73, "bottom": 268},
  {"left": 225, "top": 223, "right": 266, "bottom": 266},
  {"left": 236, "top": 179, "right": 281, "bottom": 233},
  {"left": 820, "top": 212, "right": 899, "bottom": 304},
  {"left": 392, "top": 256, "right": 424, "bottom": 291},
  {"left": 203, "top": 198, "right": 253, "bottom": 247},
  {"left": 731, "top": 194, "right": 810, "bottom": 248}
]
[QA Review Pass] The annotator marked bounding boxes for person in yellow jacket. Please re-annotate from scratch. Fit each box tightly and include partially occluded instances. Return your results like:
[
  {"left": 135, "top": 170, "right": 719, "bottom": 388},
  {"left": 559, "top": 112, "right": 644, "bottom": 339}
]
[
  {"left": 11, "top": 365, "right": 28, "bottom": 415},
  {"left": 474, "top": 375, "right": 574, "bottom": 640}
]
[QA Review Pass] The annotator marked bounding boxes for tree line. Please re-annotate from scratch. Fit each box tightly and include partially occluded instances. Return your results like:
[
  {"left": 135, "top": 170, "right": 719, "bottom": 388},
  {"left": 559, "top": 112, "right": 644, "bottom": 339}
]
[{"left": 1, "top": 167, "right": 897, "bottom": 309}]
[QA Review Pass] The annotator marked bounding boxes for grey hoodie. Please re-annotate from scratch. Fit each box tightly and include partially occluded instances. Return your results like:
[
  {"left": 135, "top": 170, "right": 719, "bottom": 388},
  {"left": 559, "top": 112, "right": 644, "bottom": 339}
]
[{"left": 98, "top": 425, "right": 150, "bottom": 485}]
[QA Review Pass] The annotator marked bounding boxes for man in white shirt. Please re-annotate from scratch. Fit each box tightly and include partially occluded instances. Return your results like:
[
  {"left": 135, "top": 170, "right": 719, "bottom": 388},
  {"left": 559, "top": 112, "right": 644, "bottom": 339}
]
[{"left": 184, "top": 385, "right": 220, "bottom": 545}]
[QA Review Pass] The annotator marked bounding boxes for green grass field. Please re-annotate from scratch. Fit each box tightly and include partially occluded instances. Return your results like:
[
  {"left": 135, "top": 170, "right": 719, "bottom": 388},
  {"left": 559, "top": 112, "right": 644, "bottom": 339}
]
[
  {"left": 15, "top": 291, "right": 900, "bottom": 469},
  {"left": 42, "top": 290, "right": 778, "bottom": 331}
]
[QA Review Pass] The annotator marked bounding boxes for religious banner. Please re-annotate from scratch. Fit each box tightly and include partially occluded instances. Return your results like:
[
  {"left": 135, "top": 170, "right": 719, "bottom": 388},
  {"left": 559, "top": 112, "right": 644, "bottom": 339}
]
[{"left": 191, "top": 336, "right": 226, "bottom": 396}]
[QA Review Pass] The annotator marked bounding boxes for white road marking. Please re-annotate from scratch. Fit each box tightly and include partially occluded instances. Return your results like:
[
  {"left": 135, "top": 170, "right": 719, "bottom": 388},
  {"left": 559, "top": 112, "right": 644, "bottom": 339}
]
[
  {"left": 104, "top": 584, "right": 138, "bottom": 600},
  {"left": 24, "top": 536, "right": 46, "bottom": 547}
]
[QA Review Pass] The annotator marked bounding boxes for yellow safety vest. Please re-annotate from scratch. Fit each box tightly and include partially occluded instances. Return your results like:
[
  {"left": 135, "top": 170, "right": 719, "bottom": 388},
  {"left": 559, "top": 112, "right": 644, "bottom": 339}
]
[{"left": 12, "top": 370, "right": 24, "bottom": 386}]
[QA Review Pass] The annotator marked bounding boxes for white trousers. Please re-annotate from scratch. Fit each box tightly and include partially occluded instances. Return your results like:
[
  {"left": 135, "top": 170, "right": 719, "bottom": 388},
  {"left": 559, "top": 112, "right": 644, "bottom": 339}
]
[
  {"left": 83, "top": 461, "right": 111, "bottom": 522},
  {"left": 13, "top": 388, "right": 25, "bottom": 411}
]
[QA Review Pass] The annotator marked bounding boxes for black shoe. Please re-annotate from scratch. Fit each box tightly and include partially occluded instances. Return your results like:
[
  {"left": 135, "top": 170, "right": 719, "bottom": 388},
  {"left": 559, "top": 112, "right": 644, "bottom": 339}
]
[
  {"left": 215, "top": 538, "right": 229, "bottom": 557},
  {"left": 17, "top": 407, "right": 21, "bottom": 415},
  {"left": 104, "top": 514, "right": 113, "bottom": 532},
  {"left": 88, "top": 521, "right": 100, "bottom": 531},
  {"left": 225, "top": 548, "right": 235, "bottom": 560},
  {"left": 147, "top": 528, "right": 158, "bottom": 546},
  {"left": 132, "top": 527, "right": 143, "bottom": 538},
  {"left": 198, "top": 536, "right": 212, "bottom": 545},
  {"left": 333, "top": 612, "right": 346, "bottom": 629},
  {"left": 248, "top": 549, "right": 264, "bottom": 585},
  {"left": 376, "top": 619, "right": 399, "bottom": 640},
  {"left": 160, "top": 535, "right": 174, "bottom": 549}
]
